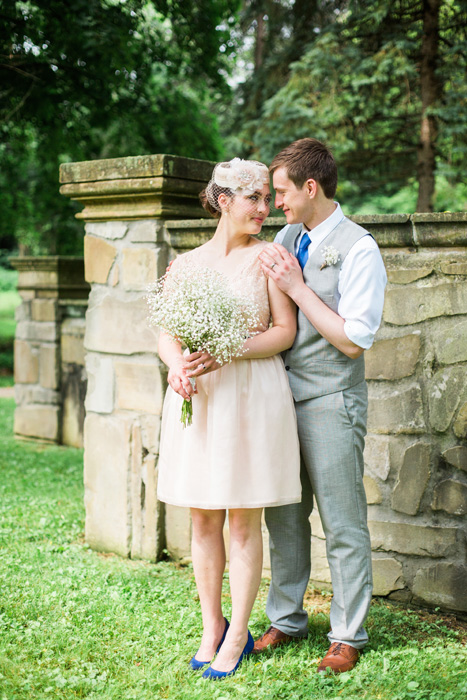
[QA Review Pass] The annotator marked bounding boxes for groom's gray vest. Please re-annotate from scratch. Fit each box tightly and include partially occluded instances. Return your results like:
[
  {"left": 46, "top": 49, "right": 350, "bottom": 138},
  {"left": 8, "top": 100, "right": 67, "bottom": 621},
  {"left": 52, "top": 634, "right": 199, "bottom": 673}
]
[{"left": 281, "top": 218, "right": 369, "bottom": 402}]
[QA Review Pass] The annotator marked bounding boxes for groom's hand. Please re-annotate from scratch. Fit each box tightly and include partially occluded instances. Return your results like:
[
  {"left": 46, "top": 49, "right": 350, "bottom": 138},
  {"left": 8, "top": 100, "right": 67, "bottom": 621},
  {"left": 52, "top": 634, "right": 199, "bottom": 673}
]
[{"left": 259, "top": 243, "right": 305, "bottom": 298}]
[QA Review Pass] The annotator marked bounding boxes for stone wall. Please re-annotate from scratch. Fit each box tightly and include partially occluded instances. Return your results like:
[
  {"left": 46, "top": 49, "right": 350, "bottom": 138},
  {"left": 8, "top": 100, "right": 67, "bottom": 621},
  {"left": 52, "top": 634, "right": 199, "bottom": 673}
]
[
  {"left": 360, "top": 219, "right": 467, "bottom": 613},
  {"left": 55, "top": 154, "right": 466, "bottom": 614},
  {"left": 161, "top": 215, "right": 467, "bottom": 615},
  {"left": 11, "top": 257, "right": 89, "bottom": 446}
]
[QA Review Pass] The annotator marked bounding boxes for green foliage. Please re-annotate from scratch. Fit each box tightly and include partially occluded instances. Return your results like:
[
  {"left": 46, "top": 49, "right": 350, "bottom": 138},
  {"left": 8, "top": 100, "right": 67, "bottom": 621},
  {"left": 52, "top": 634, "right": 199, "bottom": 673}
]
[
  {"left": 341, "top": 175, "right": 467, "bottom": 215},
  {"left": 0, "top": 0, "right": 240, "bottom": 255},
  {"left": 0, "top": 271, "right": 20, "bottom": 374},
  {"left": 0, "top": 266, "right": 18, "bottom": 293},
  {"left": 0, "top": 396, "right": 466, "bottom": 698},
  {"left": 231, "top": 0, "right": 467, "bottom": 212}
]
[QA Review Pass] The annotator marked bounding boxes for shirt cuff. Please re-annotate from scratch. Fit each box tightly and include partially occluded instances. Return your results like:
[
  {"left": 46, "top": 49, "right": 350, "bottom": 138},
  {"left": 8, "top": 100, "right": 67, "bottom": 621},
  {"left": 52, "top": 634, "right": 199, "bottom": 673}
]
[{"left": 343, "top": 320, "right": 375, "bottom": 350}]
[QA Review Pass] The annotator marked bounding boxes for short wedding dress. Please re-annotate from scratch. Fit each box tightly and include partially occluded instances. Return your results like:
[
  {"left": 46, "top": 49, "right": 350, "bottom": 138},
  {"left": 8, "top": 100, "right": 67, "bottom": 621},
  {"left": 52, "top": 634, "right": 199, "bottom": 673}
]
[{"left": 157, "top": 242, "right": 301, "bottom": 509}]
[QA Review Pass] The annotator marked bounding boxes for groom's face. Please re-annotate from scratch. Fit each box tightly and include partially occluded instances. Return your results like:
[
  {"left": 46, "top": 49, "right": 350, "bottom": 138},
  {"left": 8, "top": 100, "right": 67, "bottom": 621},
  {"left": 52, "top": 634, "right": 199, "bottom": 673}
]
[{"left": 272, "top": 167, "right": 312, "bottom": 225}]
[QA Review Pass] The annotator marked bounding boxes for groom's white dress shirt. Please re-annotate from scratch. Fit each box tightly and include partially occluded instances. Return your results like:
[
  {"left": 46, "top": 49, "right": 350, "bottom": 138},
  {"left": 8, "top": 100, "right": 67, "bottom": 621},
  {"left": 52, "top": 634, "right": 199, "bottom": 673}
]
[{"left": 275, "top": 203, "right": 387, "bottom": 350}]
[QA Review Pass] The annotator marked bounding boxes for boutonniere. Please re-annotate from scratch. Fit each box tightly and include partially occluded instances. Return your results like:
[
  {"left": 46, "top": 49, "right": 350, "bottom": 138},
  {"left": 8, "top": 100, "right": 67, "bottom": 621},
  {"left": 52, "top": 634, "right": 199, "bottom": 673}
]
[{"left": 320, "top": 245, "right": 341, "bottom": 270}]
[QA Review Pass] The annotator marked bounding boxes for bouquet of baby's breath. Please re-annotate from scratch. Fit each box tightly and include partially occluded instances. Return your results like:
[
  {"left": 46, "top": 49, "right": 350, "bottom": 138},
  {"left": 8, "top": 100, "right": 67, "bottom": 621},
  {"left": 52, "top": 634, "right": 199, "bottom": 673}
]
[{"left": 147, "top": 263, "right": 260, "bottom": 427}]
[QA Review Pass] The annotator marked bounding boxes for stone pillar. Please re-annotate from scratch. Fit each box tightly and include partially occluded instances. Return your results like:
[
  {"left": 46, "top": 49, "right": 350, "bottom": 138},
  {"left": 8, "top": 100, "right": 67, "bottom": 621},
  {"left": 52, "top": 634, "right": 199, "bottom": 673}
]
[
  {"left": 11, "top": 256, "right": 89, "bottom": 444},
  {"left": 59, "top": 154, "right": 213, "bottom": 560}
]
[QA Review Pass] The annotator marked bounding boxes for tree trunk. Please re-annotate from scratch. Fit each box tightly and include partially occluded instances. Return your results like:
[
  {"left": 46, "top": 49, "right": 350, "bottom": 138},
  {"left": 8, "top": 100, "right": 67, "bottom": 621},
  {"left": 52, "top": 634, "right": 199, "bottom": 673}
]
[
  {"left": 289, "top": 0, "right": 319, "bottom": 62},
  {"left": 254, "top": 12, "right": 265, "bottom": 71},
  {"left": 416, "top": 0, "right": 441, "bottom": 212}
]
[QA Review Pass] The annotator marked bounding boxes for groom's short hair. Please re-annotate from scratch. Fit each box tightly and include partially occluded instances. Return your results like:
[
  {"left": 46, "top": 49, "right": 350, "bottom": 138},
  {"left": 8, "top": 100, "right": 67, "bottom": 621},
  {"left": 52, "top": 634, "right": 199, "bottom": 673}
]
[{"left": 270, "top": 138, "right": 338, "bottom": 199}]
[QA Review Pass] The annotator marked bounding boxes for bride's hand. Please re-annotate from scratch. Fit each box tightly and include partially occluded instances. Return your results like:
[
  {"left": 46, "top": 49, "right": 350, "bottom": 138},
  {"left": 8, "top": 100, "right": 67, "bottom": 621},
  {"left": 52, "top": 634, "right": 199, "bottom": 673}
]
[
  {"left": 167, "top": 357, "right": 197, "bottom": 400},
  {"left": 185, "top": 350, "right": 222, "bottom": 377}
]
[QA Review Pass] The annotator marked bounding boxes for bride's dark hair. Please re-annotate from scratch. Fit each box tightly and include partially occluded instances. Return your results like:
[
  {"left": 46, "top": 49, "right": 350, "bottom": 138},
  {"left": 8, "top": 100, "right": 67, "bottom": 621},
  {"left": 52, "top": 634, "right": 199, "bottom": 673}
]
[{"left": 199, "top": 182, "right": 234, "bottom": 218}]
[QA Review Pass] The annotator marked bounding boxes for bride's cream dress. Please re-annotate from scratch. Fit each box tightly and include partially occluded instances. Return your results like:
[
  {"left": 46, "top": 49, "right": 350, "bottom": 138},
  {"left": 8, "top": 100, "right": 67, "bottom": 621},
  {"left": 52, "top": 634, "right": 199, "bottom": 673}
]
[{"left": 157, "top": 242, "right": 301, "bottom": 509}]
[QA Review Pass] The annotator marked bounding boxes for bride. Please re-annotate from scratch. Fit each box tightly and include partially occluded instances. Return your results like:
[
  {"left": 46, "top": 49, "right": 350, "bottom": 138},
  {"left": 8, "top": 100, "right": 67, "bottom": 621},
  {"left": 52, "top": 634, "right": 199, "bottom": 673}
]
[{"left": 156, "top": 158, "right": 301, "bottom": 679}]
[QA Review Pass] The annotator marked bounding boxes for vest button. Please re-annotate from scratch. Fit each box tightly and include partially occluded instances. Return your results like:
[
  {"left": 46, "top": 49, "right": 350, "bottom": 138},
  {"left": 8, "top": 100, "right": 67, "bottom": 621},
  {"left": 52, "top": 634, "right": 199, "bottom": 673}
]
[{"left": 285, "top": 365, "right": 290, "bottom": 371}]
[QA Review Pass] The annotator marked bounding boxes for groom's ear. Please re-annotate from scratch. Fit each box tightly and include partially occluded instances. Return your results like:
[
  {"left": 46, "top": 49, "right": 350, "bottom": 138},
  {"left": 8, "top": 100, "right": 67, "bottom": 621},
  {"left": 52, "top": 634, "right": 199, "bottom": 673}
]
[{"left": 305, "top": 178, "right": 318, "bottom": 198}]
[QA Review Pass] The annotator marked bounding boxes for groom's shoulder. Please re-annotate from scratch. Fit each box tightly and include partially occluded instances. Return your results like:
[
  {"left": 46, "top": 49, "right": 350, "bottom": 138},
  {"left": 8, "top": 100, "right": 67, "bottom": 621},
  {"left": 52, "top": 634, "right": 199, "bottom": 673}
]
[
  {"left": 274, "top": 223, "right": 302, "bottom": 245},
  {"left": 338, "top": 215, "right": 370, "bottom": 237}
]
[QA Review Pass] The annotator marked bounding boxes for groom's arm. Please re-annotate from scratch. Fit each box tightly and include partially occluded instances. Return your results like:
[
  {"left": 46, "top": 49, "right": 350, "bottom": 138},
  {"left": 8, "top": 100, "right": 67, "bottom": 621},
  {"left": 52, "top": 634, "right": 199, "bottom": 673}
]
[{"left": 259, "top": 241, "right": 386, "bottom": 359}]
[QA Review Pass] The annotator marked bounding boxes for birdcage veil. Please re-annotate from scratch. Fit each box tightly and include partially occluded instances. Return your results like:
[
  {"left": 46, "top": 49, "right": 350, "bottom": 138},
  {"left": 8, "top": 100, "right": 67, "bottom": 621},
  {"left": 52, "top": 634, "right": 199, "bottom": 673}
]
[{"left": 205, "top": 158, "right": 270, "bottom": 213}]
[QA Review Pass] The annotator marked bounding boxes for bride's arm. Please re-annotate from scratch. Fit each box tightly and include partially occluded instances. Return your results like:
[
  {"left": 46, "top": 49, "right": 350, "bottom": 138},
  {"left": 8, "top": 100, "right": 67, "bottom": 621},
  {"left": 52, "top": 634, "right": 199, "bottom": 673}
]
[
  {"left": 239, "top": 276, "right": 296, "bottom": 359},
  {"left": 186, "top": 277, "right": 296, "bottom": 376},
  {"left": 158, "top": 332, "right": 197, "bottom": 400}
]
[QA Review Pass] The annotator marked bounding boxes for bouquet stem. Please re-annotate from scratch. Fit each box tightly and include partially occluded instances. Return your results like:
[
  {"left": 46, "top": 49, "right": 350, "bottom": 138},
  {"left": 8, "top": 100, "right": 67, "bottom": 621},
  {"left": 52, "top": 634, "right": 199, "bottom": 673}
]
[
  {"left": 180, "top": 398, "right": 193, "bottom": 427},
  {"left": 180, "top": 376, "right": 196, "bottom": 428}
]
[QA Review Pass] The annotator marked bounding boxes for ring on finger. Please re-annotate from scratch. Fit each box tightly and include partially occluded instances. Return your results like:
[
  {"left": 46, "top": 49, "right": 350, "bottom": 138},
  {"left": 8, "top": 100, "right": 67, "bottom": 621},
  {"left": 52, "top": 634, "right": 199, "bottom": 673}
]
[
  {"left": 271, "top": 262, "right": 277, "bottom": 270},
  {"left": 199, "top": 363, "right": 205, "bottom": 371}
]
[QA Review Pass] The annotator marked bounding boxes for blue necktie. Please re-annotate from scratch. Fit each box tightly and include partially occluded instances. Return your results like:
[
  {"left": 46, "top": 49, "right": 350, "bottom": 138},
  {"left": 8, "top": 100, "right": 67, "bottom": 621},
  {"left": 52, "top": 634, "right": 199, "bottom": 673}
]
[{"left": 297, "top": 232, "right": 310, "bottom": 270}]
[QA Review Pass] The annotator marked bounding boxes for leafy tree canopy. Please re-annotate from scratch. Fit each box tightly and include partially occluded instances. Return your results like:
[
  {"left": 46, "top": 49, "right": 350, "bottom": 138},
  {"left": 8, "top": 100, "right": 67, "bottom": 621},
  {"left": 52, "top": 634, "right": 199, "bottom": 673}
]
[
  {"left": 229, "top": 0, "right": 467, "bottom": 212},
  {"left": 0, "top": 0, "right": 239, "bottom": 254}
]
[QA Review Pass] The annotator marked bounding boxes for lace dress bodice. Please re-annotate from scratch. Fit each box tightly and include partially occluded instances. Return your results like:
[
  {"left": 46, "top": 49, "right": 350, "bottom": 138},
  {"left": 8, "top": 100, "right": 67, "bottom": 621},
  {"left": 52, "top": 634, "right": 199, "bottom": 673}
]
[{"left": 171, "top": 242, "right": 271, "bottom": 335}]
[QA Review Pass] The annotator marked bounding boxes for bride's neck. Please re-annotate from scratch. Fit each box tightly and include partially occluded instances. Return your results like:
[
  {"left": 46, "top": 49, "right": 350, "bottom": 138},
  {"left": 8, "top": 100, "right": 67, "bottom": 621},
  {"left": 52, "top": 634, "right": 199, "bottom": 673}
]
[{"left": 210, "top": 218, "right": 255, "bottom": 256}]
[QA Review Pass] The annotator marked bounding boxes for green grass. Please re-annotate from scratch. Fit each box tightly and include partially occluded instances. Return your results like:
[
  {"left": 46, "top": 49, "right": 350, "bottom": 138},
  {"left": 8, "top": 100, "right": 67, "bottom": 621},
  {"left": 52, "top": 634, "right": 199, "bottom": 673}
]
[
  {"left": 0, "top": 397, "right": 466, "bottom": 699},
  {"left": 0, "top": 290, "right": 21, "bottom": 318},
  {"left": 0, "top": 288, "right": 20, "bottom": 375}
]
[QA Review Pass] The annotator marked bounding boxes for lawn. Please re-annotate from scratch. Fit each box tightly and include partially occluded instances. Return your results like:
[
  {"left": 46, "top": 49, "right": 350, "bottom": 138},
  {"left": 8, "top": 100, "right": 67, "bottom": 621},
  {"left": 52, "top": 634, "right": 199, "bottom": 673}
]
[
  {"left": 0, "top": 268, "right": 21, "bottom": 378},
  {"left": 0, "top": 396, "right": 466, "bottom": 700}
]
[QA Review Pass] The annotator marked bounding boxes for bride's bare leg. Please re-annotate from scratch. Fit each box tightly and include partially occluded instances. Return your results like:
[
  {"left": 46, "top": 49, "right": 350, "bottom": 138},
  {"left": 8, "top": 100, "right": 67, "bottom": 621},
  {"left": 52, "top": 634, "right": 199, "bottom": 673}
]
[
  {"left": 210, "top": 507, "right": 263, "bottom": 672},
  {"left": 191, "top": 507, "right": 227, "bottom": 661}
]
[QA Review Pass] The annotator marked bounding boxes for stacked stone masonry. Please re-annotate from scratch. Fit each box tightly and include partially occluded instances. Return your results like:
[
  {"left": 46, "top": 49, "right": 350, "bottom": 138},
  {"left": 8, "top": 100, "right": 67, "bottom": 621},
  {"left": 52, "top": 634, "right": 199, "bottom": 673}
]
[
  {"left": 11, "top": 257, "right": 89, "bottom": 446},
  {"left": 155, "top": 212, "right": 467, "bottom": 614},
  {"left": 14, "top": 156, "right": 466, "bottom": 613}
]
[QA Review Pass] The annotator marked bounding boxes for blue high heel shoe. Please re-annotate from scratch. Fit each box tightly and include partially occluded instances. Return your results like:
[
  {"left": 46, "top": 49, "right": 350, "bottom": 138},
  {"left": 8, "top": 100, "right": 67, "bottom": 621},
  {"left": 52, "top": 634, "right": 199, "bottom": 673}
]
[
  {"left": 189, "top": 617, "right": 230, "bottom": 671},
  {"left": 202, "top": 630, "right": 254, "bottom": 679}
]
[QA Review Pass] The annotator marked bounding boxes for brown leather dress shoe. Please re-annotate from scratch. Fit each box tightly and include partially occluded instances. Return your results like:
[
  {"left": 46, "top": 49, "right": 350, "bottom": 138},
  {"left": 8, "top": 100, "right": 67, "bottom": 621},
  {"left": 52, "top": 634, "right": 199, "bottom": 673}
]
[
  {"left": 252, "top": 626, "right": 294, "bottom": 654},
  {"left": 317, "top": 642, "right": 360, "bottom": 673}
]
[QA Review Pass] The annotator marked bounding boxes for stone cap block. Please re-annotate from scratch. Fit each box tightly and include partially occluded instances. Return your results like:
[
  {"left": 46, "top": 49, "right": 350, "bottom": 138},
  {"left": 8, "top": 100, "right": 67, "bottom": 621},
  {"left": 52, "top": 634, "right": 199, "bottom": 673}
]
[
  {"left": 165, "top": 212, "right": 467, "bottom": 250},
  {"left": 10, "top": 256, "right": 89, "bottom": 299},
  {"left": 60, "top": 154, "right": 214, "bottom": 184},
  {"left": 350, "top": 214, "right": 413, "bottom": 247},
  {"left": 60, "top": 155, "right": 214, "bottom": 222},
  {"left": 412, "top": 212, "right": 467, "bottom": 247}
]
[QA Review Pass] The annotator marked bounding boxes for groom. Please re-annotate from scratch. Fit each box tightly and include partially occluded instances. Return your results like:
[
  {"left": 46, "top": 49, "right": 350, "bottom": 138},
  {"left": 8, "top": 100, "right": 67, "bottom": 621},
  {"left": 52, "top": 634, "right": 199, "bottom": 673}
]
[{"left": 257, "top": 138, "right": 387, "bottom": 673}]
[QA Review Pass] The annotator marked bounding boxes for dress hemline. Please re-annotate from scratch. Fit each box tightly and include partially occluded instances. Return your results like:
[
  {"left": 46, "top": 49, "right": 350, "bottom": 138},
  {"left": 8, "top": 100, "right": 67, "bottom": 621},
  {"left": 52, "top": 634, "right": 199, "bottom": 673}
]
[{"left": 157, "top": 495, "right": 302, "bottom": 510}]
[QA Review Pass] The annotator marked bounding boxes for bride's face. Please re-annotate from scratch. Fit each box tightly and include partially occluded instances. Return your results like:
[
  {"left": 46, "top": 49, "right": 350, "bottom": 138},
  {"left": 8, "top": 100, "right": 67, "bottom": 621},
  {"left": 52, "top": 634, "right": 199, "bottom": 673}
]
[{"left": 226, "top": 184, "right": 272, "bottom": 235}]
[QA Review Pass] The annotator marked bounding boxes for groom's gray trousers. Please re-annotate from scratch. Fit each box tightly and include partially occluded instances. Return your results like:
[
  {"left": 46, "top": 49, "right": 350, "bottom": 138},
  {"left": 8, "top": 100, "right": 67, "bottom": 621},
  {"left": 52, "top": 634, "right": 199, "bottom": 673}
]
[{"left": 264, "top": 380, "right": 372, "bottom": 649}]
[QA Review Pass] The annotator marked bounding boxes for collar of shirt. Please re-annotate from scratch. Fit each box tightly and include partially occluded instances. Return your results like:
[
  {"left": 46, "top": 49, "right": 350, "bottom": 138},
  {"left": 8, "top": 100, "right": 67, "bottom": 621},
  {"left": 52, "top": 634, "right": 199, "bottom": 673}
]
[{"left": 294, "top": 202, "right": 345, "bottom": 255}]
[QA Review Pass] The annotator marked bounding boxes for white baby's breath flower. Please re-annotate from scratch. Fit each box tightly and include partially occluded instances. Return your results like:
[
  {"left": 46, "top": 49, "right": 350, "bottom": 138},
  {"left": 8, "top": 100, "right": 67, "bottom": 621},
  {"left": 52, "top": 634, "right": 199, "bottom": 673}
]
[
  {"left": 320, "top": 245, "right": 341, "bottom": 270},
  {"left": 147, "top": 263, "right": 260, "bottom": 426}
]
